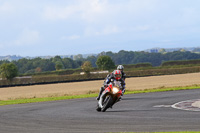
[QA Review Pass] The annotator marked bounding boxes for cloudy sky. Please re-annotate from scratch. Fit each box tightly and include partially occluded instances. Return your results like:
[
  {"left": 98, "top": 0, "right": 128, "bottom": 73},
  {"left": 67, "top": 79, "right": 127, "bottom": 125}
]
[{"left": 0, "top": 0, "right": 200, "bottom": 56}]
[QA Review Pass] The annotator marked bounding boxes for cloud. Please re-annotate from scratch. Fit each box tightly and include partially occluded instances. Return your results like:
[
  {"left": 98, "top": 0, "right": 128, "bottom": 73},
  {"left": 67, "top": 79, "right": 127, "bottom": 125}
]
[
  {"left": 135, "top": 25, "right": 151, "bottom": 31},
  {"left": 1, "top": 0, "right": 200, "bottom": 56},
  {"left": 102, "top": 26, "right": 119, "bottom": 35},
  {"left": 42, "top": 0, "right": 108, "bottom": 22},
  {"left": 84, "top": 25, "right": 120, "bottom": 37},
  {"left": 181, "top": 7, "right": 200, "bottom": 25},
  {"left": 0, "top": 2, "right": 14, "bottom": 12},
  {"left": 96, "top": 26, "right": 120, "bottom": 35},
  {"left": 14, "top": 29, "right": 40, "bottom": 46},
  {"left": 61, "top": 35, "right": 80, "bottom": 40},
  {"left": 80, "top": 0, "right": 108, "bottom": 22},
  {"left": 0, "top": 29, "right": 39, "bottom": 48},
  {"left": 43, "top": 5, "right": 80, "bottom": 20}
]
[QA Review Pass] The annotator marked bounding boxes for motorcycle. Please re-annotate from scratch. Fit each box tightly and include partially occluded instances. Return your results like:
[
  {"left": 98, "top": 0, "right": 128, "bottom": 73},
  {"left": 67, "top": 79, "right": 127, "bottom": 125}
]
[{"left": 96, "top": 80, "right": 123, "bottom": 112}]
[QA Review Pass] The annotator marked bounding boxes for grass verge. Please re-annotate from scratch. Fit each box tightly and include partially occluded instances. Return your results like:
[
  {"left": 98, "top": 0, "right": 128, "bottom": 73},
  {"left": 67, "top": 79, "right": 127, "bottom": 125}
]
[
  {"left": 125, "top": 84, "right": 200, "bottom": 94},
  {"left": 0, "top": 93, "right": 98, "bottom": 106},
  {"left": 116, "top": 131, "right": 200, "bottom": 133},
  {"left": 0, "top": 85, "right": 200, "bottom": 106}
]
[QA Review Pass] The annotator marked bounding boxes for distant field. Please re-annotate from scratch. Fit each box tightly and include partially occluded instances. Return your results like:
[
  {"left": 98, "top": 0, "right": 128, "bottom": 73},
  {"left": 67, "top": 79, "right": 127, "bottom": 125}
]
[{"left": 1, "top": 72, "right": 200, "bottom": 100}]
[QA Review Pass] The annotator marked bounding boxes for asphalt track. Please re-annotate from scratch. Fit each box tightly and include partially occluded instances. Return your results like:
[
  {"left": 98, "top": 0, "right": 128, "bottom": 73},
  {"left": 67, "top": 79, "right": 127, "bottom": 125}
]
[{"left": 0, "top": 89, "right": 200, "bottom": 133}]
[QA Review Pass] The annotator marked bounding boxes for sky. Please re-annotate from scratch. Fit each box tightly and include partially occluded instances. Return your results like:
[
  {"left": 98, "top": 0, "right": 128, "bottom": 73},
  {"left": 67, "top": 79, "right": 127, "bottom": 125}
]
[{"left": 0, "top": 0, "right": 200, "bottom": 57}]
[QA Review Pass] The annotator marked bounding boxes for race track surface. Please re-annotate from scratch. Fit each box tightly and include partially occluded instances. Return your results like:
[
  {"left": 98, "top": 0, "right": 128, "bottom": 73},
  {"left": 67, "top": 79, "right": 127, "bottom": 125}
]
[{"left": 0, "top": 89, "right": 200, "bottom": 133}]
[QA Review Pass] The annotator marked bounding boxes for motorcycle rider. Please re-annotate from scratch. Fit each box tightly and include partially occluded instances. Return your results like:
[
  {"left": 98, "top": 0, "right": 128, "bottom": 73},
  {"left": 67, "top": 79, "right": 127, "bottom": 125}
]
[
  {"left": 96, "top": 69, "right": 126, "bottom": 100},
  {"left": 117, "top": 65, "right": 126, "bottom": 95},
  {"left": 117, "top": 65, "right": 126, "bottom": 81}
]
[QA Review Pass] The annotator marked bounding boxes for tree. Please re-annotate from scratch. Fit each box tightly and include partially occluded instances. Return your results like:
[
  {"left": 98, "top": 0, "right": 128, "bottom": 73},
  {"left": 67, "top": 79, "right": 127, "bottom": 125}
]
[
  {"left": 55, "top": 61, "right": 64, "bottom": 70},
  {"left": 159, "top": 48, "right": 166, "bottom": 54},
  {"left": 35, "top": 67, "right": 42, "bottom": 73},
  {"left": 96, "top": 55, "right": 115, "bottom": 70},
  {"left": 81, "top": 61, "right": 92, "bottom": 75},
  {"left": 73, "top": 54, "right": 83, "bottom": 60},
  {"left": 193, "top": 48, "right": 200, "bottom": 53},
  {"left": 0, "top": 63, "right": 18, "bottom": 80},
  {"left": 180, "top": 49, "right": 186, "bottom": 52},
  {"left": 62, "top": 58, "right": 73, "bottom": 69},
  {"left": 86, "top": 56, "right": 97, "bottom": 67},
  {"left": 52, "top": 55, "right": 62, "bottom": 63},
  {"left": 14, "top": 58, "right": 31, "bottom": 73}
]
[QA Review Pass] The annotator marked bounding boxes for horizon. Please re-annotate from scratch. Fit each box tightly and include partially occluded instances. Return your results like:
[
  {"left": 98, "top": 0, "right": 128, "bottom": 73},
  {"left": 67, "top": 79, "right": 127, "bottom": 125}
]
[
  {"left": 1, "top": 0, "right": 200, "bottom": 56},
  {"left": 1, "top": 46, "right": 199, "bottom": 58}
]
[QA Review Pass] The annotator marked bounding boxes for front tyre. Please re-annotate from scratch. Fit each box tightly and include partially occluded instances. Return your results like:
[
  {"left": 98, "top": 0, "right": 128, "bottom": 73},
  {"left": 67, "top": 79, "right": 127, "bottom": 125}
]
[
  {"left": 101, "top": 95, "right": 113, "bottom": 112},
  {"left": 96, "top": 104, "right": 101, "bottom": 112}
]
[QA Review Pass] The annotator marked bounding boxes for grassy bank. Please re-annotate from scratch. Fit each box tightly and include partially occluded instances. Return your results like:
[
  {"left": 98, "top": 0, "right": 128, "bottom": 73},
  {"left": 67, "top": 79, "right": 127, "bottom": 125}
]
[{"left": 0, "top": 85, "right": 200, "bottom": 106}]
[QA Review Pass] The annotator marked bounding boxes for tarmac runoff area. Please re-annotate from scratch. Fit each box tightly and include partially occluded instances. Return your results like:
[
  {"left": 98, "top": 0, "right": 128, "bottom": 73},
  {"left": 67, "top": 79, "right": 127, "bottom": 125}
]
[{"left": 192, "top": 100, "right": 200, "bottom": 108}]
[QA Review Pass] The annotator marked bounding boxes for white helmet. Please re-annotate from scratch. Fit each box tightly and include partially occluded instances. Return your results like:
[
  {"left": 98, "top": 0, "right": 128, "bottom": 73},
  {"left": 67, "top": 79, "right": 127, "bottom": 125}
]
[{"left": 117, "top": 65, "right": 124, "bottom": 72}]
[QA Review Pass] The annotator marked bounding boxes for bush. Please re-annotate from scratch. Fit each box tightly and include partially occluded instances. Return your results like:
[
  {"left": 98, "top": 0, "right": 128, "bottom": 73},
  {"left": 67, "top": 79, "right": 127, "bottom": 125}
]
[
  {"left": 0, "top": 73, "right": 108, "bottom": 87},
  {"left": 0, "top": 63, "right": 18, "bottom": 81},
  {"left": 123, "top": 63, "right": 152, "bottom": 70},
  {"left": 96, "top": 55, "right": 115, "bottom": 70},
  {"left": 81, "top": 61, "right": 93, "bottom": 75},
  {"left": 1, "top": 66, "right": 200, "bottom": 87},
  {"left": 126, "top": 66, "right": 200, "bottom": 77},
  {"left": 162, "top": 59, "right": 200, "bottom": 67}
]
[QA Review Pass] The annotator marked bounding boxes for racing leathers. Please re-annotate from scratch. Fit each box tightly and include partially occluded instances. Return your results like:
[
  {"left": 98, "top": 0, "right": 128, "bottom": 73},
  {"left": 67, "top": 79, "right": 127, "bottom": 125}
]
[
  {"left": 121, "top": 71, "right": 126, "bottom": 81},
  {"left": 96, "top": 73, "right": 126, "bottom": 100}
]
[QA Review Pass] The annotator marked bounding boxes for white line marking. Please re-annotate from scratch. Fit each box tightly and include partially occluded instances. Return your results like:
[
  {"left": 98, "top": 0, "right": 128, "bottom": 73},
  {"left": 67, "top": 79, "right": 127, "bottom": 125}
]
[
  {"left": 171, "top": 99, "right": 200, "bottom": 111},
  {"left": 153, "top": 105, "right": 171, "bottom": 108}
]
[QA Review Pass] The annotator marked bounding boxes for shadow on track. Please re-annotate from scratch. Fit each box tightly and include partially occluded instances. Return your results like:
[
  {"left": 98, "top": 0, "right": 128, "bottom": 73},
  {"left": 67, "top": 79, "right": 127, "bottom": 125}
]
[{"left": 105, "top": 110, "right": 141, "bottom": 112}]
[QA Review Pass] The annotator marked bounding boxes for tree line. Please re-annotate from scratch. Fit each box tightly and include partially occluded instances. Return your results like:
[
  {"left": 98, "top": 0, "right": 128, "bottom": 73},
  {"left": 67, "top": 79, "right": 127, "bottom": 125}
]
[
  {"left": 1, "top": 50, "right": 200, "bottom": 76},
  {"left": 102, "top": 50, "right": 200, "bottom": 66}
]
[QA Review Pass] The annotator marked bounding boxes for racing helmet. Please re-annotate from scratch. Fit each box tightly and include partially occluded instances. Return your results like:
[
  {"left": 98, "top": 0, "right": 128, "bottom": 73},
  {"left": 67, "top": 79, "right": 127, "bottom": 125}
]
[
  {"left": 117, "top": 65, "right": 124, "bottom": 72},
  {"left": 113, "top": 70, "right": 122, "bottom": 80}
]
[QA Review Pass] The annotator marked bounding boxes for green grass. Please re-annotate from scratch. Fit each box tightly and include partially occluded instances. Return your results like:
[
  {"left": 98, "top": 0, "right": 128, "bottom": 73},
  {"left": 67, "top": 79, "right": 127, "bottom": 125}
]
[
  {"left": 115, "top": 131, "right": 200, "bottom": 133},
  {"left": 125, "top": 85, "right": 200, "bottom": 94},
  {"left": 0, "top": 85, "right": 200, "bottom": 106},
  {"left": 0, "top": 93, "right": 98, "bottom": 106}
]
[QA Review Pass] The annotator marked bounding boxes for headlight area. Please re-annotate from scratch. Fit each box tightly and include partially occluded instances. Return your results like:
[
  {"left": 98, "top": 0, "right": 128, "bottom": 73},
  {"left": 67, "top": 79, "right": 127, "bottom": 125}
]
[{"left": 112, "top": 87, "right": 119, "bottom": 94}]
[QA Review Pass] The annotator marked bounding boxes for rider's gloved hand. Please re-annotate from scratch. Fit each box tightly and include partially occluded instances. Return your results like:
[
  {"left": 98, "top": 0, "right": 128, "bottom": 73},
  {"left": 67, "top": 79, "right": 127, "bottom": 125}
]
[{"left": 121, "top": 86, "right": 125, "bottom": 96}]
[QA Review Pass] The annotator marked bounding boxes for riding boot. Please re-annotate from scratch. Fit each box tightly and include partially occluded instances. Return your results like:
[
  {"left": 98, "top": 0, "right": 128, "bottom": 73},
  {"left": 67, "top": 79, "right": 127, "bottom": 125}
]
[{"left": 96, "top": 87, "right": 104, "bottom": 100}]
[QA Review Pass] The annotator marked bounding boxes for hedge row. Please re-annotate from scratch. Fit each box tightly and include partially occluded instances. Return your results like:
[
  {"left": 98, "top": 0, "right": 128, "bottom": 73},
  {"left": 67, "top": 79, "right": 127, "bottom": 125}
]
[
  {"left": 126, "top": 66, "right": 200, "bottom": 77},
  {"left": 162, "top": 59, "right": 200, "bottom": 66},
  {"left": 22, "top": 68, "right": 83, "bottom": 76},
  {"left": 0, "top": 73, "right": 108, "bottom": 87},
  {"left": 123, "top": 63, "right": 152, "bottom": 69},
  {"left": 1, "top": 66, "right": 200, "bottom": 87}
]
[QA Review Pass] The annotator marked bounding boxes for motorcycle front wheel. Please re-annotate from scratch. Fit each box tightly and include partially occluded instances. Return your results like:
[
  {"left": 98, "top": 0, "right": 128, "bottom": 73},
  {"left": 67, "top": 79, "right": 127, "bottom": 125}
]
[
  {"left": 96, "top": 104, "right": 101, "bottom": 112},
  {"left": 101, "top": 95, "right": 113, "bottom": 112}
]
